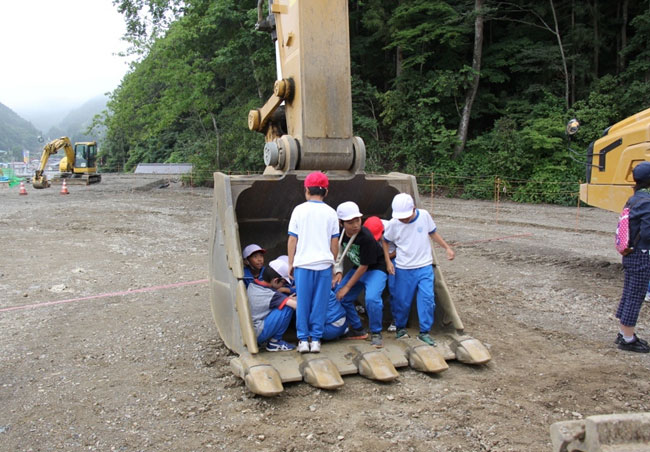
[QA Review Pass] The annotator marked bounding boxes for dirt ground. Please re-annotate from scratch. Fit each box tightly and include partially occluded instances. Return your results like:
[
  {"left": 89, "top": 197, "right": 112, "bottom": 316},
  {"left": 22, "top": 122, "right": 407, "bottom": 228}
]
[{"left": 1, "top": 174, "right": 649, "bottom": 452}]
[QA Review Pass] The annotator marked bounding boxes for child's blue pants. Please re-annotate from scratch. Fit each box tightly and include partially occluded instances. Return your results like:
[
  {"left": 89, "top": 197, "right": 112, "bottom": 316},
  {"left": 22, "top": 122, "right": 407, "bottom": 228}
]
[
  {"left": 294, "top": 267, "right": 331, "bottom": 341},
  {"left": 393, "top": 265, "right": 435, "bottom": 333},
  {"left": 256, "top": 307, "right": 294, "bottom": 344},
  {"left": 335, "top": 268, "right": 387, "bottom": 333}
]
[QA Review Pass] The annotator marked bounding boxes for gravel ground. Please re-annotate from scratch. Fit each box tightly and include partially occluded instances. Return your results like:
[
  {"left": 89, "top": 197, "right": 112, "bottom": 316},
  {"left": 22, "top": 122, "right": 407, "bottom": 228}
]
[{"left": 1, "top": 174, "right": 649, "bottom": 452}]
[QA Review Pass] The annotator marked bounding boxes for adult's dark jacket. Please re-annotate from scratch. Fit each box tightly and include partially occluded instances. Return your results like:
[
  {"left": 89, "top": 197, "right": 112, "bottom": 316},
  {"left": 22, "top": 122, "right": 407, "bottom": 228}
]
[{"left": 627, "top": 189, "right": 650, "bottom": 252}]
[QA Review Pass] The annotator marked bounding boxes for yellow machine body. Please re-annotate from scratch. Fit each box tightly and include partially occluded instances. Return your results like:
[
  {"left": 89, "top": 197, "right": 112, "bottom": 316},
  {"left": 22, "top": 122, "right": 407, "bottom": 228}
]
[
  {"left": 208, "top": 0, "right": 490, "bottom": 396},
  {"left": 32, "top": 137, "right": 101, "bottom": 189},
  {"left": 579, "top": 108, "right": 650, "bottom": 212}
]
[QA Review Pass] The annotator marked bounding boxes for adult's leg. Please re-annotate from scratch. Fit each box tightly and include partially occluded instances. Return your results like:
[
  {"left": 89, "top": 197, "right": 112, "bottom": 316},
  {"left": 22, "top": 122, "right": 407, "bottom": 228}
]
[
  {"left": 414, "top": 266, "right": 435, "bottom": 333},
  {"left": 617, "top": 252, "right": 650, "bottom": 334},
  {"left": 360, "top": 269, "right": 387, "bottom": 333},
  {"left": 256, "top": 307, "right": 294, "bottom": 344}
]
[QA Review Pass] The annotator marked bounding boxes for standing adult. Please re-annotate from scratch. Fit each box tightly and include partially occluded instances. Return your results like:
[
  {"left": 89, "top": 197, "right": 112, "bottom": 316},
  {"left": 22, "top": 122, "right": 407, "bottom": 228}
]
[{"left": 616, "top": 161, "right": 650, "bottom": 353}]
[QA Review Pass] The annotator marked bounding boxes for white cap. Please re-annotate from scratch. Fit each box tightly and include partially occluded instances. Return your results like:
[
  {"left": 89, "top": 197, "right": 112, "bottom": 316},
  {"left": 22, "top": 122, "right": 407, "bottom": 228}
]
[
  {"left": 242, "top": 244, "right": 265, "bottom": 259},
  {"left": 391, "top": 193, "right": 415, "bottom": 219},
  {"left": 336, "top": 201, "right": 363, "bottom": 221},
  {"left": 276, "top": 255, "right": 289, "bottom": 264},
  {"left": 268, "top": 258, "right": 292, "bottom": 283}
]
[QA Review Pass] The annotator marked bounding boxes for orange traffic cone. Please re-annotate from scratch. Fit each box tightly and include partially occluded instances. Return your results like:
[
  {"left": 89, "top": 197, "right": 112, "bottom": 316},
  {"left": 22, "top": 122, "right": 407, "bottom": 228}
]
[
  {"left": 60, "top": 179, "right": 70, "bottom": 195},
  {"left": 18, "top": 181, "right": 28, "bottom": 195}
]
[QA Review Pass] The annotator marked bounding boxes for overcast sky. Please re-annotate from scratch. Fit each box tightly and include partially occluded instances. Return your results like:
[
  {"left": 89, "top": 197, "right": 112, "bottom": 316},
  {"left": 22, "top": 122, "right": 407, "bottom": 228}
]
[{"left": 0, "top": 0, "right": 131, "bottom": 115}]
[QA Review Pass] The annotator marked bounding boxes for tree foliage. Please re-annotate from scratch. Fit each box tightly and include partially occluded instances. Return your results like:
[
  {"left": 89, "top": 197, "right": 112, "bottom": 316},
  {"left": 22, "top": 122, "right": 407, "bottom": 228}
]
[{"left": 99, "top": 0, "right": 650, "bottom": 204}]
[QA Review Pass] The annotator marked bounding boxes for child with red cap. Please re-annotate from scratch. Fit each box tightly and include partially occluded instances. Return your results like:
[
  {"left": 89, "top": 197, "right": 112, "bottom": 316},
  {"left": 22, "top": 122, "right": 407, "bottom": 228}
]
[{"left": 288, "top": 171, "right": 340, "bottom": 353}]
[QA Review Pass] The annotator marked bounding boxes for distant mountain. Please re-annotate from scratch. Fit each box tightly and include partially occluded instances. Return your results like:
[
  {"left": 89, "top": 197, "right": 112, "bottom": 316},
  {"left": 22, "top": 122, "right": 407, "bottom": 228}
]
[
  {"left": 52, "top": 95, "right": 107, "bottom": 143},
  {"left": 0, "top": 102, "right": 40, "bottom": 160}
]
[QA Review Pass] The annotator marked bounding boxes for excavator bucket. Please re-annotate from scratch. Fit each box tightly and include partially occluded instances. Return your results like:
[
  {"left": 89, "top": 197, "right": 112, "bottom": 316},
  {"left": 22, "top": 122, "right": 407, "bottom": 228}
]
[
  {"left": 207, "top": 0, "right": 489, "bottom": 395},
  {"left": 208, "top": 171, "right": 491, "bottom": 396}
]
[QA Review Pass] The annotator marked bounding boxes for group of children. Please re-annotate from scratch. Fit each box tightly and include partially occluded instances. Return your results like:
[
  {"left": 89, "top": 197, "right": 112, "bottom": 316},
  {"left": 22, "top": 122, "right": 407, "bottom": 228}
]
[{"left": 243, "top": 171, "right": 455, "bottom": 354}]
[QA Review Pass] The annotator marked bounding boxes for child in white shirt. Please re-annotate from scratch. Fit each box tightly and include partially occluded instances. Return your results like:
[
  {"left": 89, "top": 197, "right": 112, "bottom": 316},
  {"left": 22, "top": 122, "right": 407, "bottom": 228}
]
[{"left": 382, "top": 193, "right": 454, "bottom": 346}]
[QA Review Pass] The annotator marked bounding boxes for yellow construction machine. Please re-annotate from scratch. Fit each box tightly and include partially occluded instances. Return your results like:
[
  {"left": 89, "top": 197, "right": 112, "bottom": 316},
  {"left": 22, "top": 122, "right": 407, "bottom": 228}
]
[
  {"left": 208, "top": 0, "right": 490, "bottom": 397},
  {"left": 572, "top": 108, "right": 650, "bottom": 212},
  {"left": 32, "top": 137, "right": 101, "bottom": 189}
]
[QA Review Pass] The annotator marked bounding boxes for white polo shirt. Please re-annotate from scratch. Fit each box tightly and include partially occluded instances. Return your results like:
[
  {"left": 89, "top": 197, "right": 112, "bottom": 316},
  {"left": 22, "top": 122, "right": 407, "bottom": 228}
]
[
  {"left": 383, "top": 209, "right": 436, "bottom": 269},
  {"left": 288, "top": 200, "right": 340, "bottom": 270}
]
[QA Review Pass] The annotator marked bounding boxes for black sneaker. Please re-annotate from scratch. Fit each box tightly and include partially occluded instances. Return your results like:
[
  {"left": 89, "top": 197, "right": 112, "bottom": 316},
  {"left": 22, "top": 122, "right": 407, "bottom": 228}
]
[
  {"left": 344, "top": 328, "right": 368, "bottom": 340},
  {"left": 617, "top": 337, "right": 650, "bottom": 353},
  {"left": 615, "top": 333, "right": 649, "bottom": 346}
]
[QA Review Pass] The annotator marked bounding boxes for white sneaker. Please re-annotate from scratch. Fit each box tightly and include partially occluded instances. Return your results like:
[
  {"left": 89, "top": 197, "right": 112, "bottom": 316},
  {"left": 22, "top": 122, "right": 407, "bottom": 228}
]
[
  {"left": 387, "top": 323, "right": 397, "bottom": 332},
  {"left": 309, "top": 340, "right": 321, "bottom": 353},
  {"left": 297, "top": 340, "right": 310, "bottom": 353}
]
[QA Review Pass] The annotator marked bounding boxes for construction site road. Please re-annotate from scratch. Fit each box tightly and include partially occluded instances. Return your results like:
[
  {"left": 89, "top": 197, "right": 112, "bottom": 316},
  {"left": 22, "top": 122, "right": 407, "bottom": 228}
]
[{"left": 1, "top": 174, "right": 649, "bottom": 451}]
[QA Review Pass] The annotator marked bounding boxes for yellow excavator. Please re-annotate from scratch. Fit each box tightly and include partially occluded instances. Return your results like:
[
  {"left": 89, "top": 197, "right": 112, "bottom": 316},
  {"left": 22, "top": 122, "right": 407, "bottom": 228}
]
[
  {"left": 32, "top": 137, "right": 101, "bottom": 189},
  {"left": 551, "top": 114, "right": 650, "bottom": 450},
  {"left": 208, "top": 0, "right": 490, "bottom": 396},
  {"left": 572, "top": 108, "right": 650, "bottom": 212}
]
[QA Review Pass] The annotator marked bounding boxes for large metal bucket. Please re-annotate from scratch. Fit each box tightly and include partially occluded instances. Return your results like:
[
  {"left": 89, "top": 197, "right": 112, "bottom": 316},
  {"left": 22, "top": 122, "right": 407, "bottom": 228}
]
[{"left": 208, "top": 170, "right": 491, "bottom": 396}]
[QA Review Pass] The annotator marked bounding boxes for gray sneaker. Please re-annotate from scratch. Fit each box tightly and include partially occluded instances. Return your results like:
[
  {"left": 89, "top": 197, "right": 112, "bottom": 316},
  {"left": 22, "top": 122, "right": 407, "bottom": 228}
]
[{"left": 370, "top": 333, "right": 383, "bottom": 348}]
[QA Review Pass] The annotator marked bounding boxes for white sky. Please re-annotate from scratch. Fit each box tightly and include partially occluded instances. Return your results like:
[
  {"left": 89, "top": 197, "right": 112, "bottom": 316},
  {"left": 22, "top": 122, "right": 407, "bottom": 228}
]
[{"left": 0, "top": 0, "right": 131, "bottom": 114}]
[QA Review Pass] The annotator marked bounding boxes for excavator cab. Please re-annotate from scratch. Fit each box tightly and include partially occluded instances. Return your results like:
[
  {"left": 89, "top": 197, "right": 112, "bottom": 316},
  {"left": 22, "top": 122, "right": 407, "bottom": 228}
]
[
  {"left": 576, "top": 108, "right": 650, "bottom": 212},
  {"left": 208, "top": 0, "right": 490, "bottom": 396},
  {"left": 71, "top": 142, "right": 98, "bottom": 170}
]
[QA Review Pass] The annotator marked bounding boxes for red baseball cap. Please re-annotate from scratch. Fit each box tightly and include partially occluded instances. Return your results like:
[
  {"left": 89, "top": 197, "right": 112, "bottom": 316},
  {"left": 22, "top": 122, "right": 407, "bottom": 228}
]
[
  {"left": 363, "top": 216, "right": 384, "bottom": 241},
  {"left": 304, "top": 171, "right": 329, "bottom": 188}
]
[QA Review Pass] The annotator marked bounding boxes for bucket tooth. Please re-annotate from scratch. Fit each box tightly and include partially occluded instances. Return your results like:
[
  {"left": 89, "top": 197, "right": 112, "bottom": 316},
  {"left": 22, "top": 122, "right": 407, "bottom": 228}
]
[
  {"left": 231, "top": 356, "right": 284, "bottom": 397},
  {"left": 353, "top": 348, "right": 399, "bottom": 382},
  {"left": 299, "top": 356, "right": 344, "bottom": 390},
  {"left": 407, "top": 345, "right": 449, "bottom": 373},
  {"left": 392, "top": 337, "right": 448, "bottom": 373},
  {"left": 451, "top": 337, "right": 491, "bottom": 364}
]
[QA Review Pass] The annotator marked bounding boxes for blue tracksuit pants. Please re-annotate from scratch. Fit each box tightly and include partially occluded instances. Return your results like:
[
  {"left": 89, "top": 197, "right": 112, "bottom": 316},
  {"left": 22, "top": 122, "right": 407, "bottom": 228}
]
[
  {"left": 334, "top": 268, "right": 387, "bottom": 334},
  {"left": 256, "top": 307, "right": 294, "bottom": 345},
  {"left": 294, "top": 267, "right": 331, "bottom": 341},
  {"left": 393, "top": 265, "right": 435, "bottom": 333},
  {"left": 387, "top": 258, "right": 397, "bottom": 323}
]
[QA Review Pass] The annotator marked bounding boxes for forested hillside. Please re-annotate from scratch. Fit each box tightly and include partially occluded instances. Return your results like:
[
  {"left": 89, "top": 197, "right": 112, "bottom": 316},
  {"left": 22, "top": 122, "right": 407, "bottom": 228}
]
[
  {"left": 0, "top": 102, "right": 40, "bottom": 159},
  {"left": 100, "top": 0, "right": 650, "bottom": 204}
]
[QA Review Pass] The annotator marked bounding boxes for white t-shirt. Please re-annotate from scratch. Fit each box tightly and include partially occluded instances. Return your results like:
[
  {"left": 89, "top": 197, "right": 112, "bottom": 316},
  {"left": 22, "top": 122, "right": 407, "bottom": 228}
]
[
  {"left": 288, "top": 200, "right": 340, "bottom": 270},
  {"left": 383, "top": 209, "right": 436, "bottom": 269}
]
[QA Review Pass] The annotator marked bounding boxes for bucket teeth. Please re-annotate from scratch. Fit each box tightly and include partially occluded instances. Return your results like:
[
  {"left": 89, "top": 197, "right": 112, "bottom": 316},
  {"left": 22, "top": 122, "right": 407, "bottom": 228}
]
[
  {"left": 450, "top": 337, "right": 491, "bottom": 364},
  {"left": 392, "top": 338, "right": 449, "bottom": 373},
  {"left": 407, "top": 345, "right": 449, "bottom": 373},
  {"left": 231, "top": 356, "right": 284, "bottom": 397},
  {"left": 353, "top": 348, "right": 399, "bottom": 381},
  {"left": 299, "top": 356, "right": 344, "bottom": 390}
]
